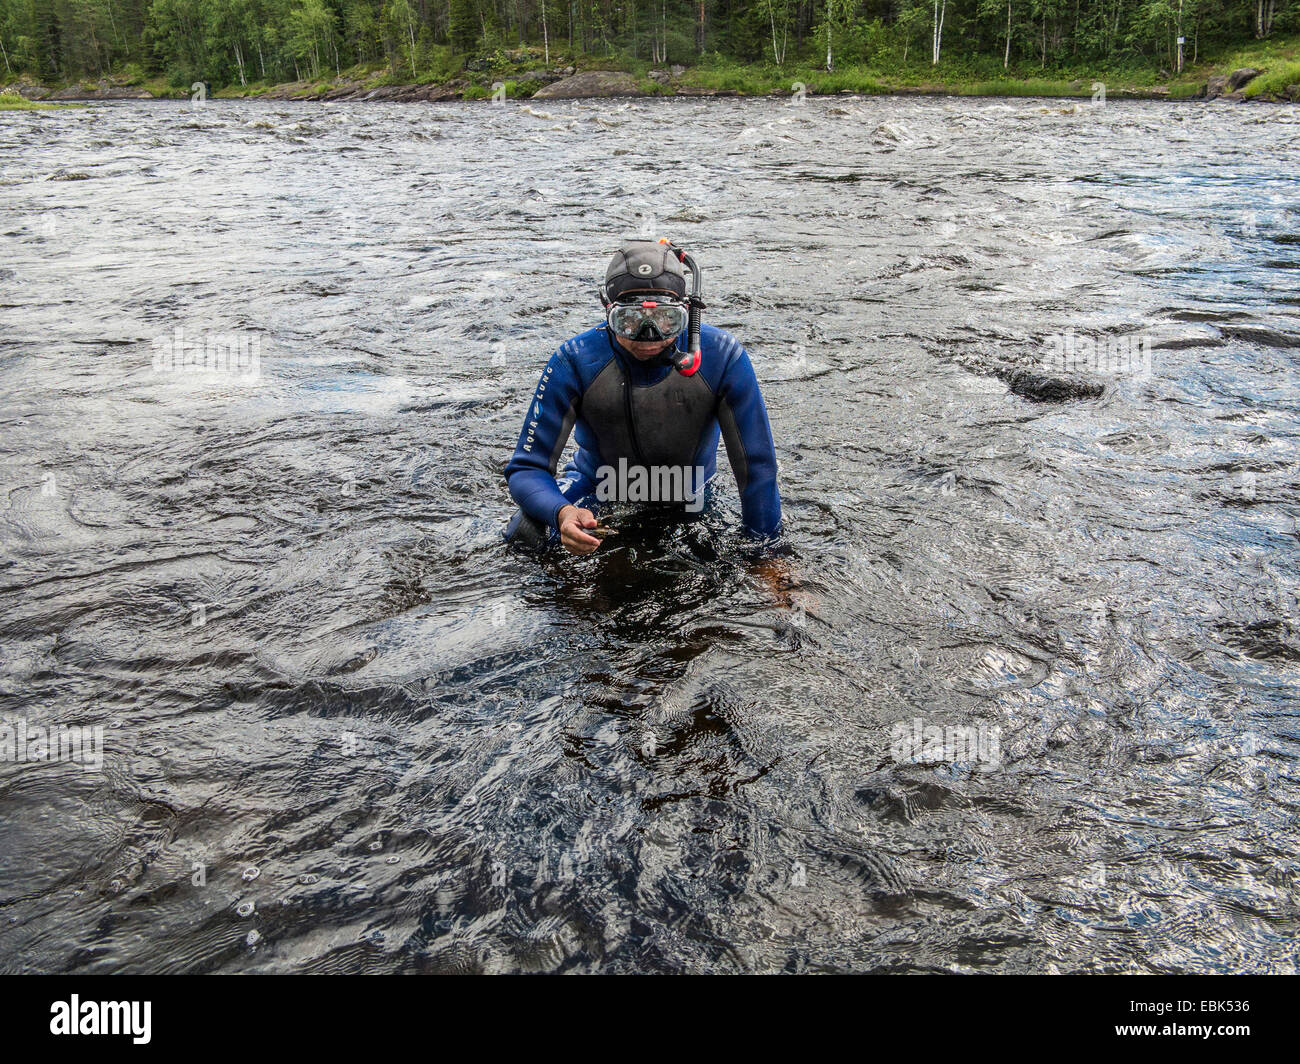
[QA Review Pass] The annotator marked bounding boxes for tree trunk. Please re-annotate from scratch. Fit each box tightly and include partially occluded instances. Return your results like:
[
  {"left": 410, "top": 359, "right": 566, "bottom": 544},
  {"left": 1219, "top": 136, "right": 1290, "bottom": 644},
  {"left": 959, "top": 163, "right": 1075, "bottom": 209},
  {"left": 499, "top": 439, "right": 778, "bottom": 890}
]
[
  {"left": 1004, "top": 1, "right": 1011, "bottom": 69},
  {"left": 1255, "top": 0, "right": 1276, "bottom": 38},
  {"left": 769, "top": 3, "right": 788, "bottom": 65},
  {"left": 542, "top": 0, "right": 549, "bottom": 64},
  {"left": 1175, "top": 0, "right": 1182, "bottom": 73}
]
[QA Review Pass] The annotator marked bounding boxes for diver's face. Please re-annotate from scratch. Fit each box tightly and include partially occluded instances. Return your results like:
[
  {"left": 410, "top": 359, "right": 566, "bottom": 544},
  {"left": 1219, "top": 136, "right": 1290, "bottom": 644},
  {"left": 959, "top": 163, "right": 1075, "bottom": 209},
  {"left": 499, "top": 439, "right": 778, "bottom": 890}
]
[
  {"left": 612, "top": 290, "right": 683, "bottom": 361},
  {"left": 615, "top": 334, "right": 677, "bottom": 361}
]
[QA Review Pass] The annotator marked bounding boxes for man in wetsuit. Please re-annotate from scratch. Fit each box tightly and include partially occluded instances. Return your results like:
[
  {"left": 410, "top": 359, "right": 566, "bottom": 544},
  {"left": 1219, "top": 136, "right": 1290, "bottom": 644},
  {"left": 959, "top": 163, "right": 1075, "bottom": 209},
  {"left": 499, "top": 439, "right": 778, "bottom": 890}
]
[{"left": 504, "top": 240, "right": 782, "bottom": 555}]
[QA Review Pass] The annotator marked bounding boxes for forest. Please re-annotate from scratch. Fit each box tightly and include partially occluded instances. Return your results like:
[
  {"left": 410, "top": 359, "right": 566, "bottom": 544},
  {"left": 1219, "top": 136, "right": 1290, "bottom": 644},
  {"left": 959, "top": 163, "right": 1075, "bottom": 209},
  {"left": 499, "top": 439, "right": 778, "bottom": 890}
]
[{"left": 0, "top": 0, "right": 1294, "bottom": 90}]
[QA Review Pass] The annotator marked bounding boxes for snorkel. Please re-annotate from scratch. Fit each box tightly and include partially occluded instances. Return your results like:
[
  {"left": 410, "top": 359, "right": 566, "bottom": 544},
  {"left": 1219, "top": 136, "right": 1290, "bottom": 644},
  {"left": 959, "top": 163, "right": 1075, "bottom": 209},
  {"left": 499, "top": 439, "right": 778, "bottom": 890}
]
[{"left": 656, "top": 238, "right": 704, "bottom": 377}]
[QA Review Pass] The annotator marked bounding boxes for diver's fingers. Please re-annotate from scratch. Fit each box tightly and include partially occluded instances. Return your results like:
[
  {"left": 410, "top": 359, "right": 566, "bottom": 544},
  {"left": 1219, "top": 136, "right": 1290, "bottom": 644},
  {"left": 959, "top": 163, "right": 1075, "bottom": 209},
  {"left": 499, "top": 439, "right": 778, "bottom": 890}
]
[
  {"left": 560, "top": 513, "right": 602, "bottom": 554},
  {"left": 563, "top": 532, "right": 600, "bottom": 554}
]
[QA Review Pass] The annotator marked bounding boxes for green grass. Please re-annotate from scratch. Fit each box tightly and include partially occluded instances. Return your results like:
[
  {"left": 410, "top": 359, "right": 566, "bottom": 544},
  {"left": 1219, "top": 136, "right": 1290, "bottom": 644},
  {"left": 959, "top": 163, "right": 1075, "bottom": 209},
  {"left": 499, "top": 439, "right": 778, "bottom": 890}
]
[
  {"left": 496, "top": 79, "right": 543, "bottom": 98},
  {"left": 1244, "top": 59, "right": 1300, "bottom": 97},
  {"left": 0, "top": 93, "right": 76, "bottom": 110},
  {"left": 214, "top": 80, "right": 272, "bottom": 98},
  {"left": 679, "top": 62, "right": 784, "bottom": 94},
  {"left": 801, "top": 68, "right": 891, "bottom": 95},
  {"left": 1165, "top": 32, "right": 1300, "bottom": 97},
  {"left": 678, "top": 60, "right": 1173, "bottom": 98}
]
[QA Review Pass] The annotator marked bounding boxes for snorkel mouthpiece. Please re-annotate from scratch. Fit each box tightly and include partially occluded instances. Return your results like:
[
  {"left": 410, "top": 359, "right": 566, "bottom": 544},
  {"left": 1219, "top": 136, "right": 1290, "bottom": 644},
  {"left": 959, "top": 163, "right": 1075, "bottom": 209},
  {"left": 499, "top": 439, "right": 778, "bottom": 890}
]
[{"left": 675, "top": 349, "right": 702, "bottom": 376}]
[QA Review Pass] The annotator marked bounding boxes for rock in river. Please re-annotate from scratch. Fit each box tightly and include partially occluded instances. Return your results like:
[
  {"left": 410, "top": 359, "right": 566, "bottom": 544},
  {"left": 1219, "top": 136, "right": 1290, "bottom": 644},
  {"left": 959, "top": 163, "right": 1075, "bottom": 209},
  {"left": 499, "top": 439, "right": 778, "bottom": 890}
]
[
  {"left": 532, "top": 71, "right": 645, "bottom": 100},
  {"left": 1006, "top": 367, "right": 1106, "bottom": 402}
]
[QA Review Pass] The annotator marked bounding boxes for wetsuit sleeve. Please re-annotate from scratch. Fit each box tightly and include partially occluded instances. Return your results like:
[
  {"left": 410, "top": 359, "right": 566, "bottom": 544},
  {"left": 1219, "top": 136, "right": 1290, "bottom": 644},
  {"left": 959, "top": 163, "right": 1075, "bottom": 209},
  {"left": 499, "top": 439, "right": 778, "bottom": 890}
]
[
  {"left": 716, "top": 347, "right": 782, "bottom": 540},
  {"left": 504, "top": 349, "right": 583, "bottom": 529}
]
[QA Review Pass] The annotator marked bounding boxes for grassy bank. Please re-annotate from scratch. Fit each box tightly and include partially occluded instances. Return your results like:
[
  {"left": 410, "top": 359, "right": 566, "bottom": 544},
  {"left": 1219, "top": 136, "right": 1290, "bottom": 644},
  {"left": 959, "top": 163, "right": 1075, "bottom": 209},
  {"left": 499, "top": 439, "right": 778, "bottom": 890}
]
[
  {"left": 5, "top": 33, "right": 1298, "bottom": 104},
  {"left": 1244, "top": 60, "right": 1300, "bottom": 98},
  {"left": 0, "top": 91, "right": 80, "bottom": 110},
  {"left": 678, "top": 32, "right": 1300, "bottom": 99}
]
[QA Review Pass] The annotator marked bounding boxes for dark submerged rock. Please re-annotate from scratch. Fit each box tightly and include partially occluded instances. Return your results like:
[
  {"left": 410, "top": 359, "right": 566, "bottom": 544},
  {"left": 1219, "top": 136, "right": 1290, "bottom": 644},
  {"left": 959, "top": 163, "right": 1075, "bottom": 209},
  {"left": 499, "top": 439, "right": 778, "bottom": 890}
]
[{"left": 1006, "top": 368, "right": 1105, "bottom": 402}]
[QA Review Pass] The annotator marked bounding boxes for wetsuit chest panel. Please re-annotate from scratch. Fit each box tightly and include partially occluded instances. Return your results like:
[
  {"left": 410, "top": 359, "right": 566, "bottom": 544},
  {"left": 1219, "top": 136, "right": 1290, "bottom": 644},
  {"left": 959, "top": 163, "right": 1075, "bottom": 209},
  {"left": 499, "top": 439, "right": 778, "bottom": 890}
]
[
  {"left": 580, "top": 358, "right": 716, "bottom": 470},
  {"left": 632, "top": 369, "right": 716, "bottom": 467},
  {"left": 581, "top": 360, "right": 639, "bottom": 464}
]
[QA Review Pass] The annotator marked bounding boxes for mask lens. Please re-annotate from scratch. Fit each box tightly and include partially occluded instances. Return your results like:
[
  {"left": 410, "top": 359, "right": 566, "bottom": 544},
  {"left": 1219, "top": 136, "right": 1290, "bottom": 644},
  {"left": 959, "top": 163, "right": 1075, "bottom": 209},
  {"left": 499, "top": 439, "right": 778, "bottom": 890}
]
[{"left": 608, "top": 300, "right": 687, "bottom": 340}]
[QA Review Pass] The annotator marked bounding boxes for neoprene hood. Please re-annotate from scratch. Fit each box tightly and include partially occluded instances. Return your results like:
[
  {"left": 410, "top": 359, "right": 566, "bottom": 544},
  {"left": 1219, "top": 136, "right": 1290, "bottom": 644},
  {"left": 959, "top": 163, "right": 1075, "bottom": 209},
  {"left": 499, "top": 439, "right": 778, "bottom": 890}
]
[{"left": 604, "top": 241, "right": 688, "bottom": 302}]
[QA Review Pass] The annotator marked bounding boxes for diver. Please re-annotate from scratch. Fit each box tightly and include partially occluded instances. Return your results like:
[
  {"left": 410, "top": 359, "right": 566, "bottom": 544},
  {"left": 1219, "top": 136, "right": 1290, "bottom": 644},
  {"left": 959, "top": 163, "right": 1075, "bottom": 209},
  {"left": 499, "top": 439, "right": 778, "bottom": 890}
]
[{"left": 504, "top": 239, "right": 782, "bottom": 555}]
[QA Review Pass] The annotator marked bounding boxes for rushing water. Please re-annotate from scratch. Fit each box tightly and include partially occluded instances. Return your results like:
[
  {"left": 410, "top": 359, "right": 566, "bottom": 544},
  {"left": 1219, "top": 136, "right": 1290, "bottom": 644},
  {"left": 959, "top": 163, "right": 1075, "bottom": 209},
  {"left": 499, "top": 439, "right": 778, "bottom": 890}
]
[{"left": 1, "top": 96, "right": 1298, "bottom": 974}]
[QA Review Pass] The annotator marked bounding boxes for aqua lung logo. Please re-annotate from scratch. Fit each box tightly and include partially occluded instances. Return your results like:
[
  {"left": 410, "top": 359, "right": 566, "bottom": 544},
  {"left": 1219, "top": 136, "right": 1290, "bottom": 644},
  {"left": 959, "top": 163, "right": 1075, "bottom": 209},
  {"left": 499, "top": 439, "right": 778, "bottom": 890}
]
[
  {"left": 520, "top": 361, "right": 553, "bottom": 454},
  {"left": 50, "top": 995, "right": 151, "bottom": 1044},
  {"left": 594, "top": 458, "right": 706, "bottom": 512}
]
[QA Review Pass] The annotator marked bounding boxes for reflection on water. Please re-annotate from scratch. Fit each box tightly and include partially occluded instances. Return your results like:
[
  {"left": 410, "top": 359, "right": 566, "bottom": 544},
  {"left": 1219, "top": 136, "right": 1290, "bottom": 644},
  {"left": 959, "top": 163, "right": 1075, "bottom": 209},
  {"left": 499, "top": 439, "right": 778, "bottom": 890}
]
[{"left": 1, "top": 97, "right": 1298, "bottom": 973}]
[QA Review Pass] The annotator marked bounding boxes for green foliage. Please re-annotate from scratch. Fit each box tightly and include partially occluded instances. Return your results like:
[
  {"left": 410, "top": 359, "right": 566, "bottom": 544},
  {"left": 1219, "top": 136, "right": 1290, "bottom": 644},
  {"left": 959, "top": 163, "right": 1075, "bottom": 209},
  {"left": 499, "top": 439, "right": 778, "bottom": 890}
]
[
  {"left": 448, "top": 0, "right": 478, "bottom": 53},
  {"left": 1243, "top": 59, "right": 1300, "bottom": 96},
  {"left": 959, "top": 78, "right": 1085, "bottom": 95},
  {"left": 0, "top": 0, "right": 1294, "bottom": 95}
]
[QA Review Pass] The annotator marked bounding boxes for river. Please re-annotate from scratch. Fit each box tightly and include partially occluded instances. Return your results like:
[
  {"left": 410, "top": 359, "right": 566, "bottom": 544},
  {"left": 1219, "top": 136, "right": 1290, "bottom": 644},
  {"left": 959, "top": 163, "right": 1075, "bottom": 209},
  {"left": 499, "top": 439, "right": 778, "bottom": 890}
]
[{"left": 1, "top": 95, "right": 1298, "bottom": 973}]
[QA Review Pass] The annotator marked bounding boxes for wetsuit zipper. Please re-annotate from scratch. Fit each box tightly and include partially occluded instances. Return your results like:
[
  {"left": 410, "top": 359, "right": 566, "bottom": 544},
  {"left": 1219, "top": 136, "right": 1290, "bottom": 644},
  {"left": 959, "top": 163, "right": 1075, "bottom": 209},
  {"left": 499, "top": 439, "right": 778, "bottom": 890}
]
[{"left": 611, "top": 344, "right": 648, "bottom": 466}]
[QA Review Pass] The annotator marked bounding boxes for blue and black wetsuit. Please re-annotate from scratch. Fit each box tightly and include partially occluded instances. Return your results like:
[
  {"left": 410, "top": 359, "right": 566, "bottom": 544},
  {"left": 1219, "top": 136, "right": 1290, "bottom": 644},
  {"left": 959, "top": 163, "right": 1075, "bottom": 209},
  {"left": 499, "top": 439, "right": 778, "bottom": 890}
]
[{"left": 504, "top": 323, "right": 782, "bottom": 543}]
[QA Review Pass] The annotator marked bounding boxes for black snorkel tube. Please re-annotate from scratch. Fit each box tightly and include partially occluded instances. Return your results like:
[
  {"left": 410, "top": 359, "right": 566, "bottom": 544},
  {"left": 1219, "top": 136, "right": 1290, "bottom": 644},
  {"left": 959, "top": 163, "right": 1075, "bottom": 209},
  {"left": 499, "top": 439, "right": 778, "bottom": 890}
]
[{"left": 657, "top": 238, "right": 704, "bottom": 377}]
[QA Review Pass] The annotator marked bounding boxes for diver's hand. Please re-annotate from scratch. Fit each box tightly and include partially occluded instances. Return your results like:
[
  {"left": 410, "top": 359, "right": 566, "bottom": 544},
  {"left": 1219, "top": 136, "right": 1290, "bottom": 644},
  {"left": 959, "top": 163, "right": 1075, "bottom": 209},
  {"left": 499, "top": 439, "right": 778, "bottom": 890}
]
[
  {"left": 557, "top": 505, "right": 602, "bottom": 555},
  {"left": 751, "top": 555, "right": 819, "bottom": 618},
  {"left": 751, "top": 555, "right": 798, "bottom": 602}
]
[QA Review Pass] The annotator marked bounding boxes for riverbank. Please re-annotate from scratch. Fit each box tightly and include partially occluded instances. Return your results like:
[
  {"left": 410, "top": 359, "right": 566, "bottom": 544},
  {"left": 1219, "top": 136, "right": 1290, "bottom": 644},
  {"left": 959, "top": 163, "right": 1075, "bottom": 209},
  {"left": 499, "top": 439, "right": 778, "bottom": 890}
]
[
  {"left": 5, "top": 36, "right": 1299, "bottom": 106},
  {"left": 0, "top": 91, "right": 81, "bottom": 110}
]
